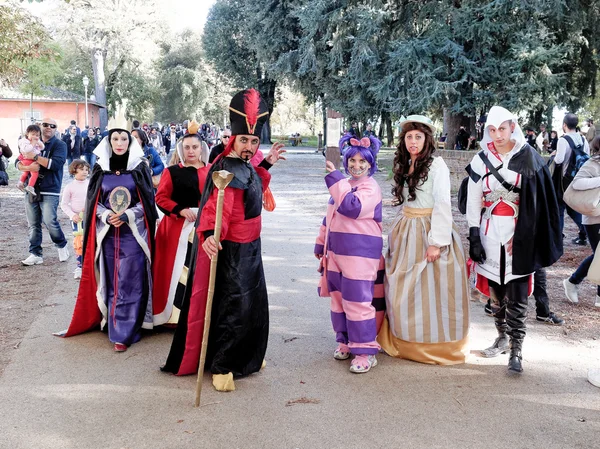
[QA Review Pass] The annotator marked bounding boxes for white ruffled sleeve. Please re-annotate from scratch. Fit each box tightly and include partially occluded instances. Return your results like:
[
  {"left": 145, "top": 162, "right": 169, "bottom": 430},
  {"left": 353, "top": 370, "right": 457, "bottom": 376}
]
[{"left": 428, "top": 157, "right": 453, "bottom": 247}]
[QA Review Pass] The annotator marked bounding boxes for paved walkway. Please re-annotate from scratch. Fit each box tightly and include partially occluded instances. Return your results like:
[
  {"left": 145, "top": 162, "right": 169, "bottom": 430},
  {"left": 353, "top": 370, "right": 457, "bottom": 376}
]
[{"left": 1, "top": 153, "right": 599, "bottom": 449}]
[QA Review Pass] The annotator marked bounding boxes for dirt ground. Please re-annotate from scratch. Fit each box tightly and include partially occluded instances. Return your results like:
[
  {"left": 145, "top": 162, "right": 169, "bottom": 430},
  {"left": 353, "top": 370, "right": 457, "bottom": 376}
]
[{"left": 0, "top": 149, "right": 598, "bottom": 376}]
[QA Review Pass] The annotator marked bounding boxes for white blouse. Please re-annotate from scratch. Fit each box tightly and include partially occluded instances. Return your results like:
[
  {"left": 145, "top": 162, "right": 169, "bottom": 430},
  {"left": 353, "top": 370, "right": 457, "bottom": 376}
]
[{"left": 402, "top": 156, "right": 453, "bottom": 247}]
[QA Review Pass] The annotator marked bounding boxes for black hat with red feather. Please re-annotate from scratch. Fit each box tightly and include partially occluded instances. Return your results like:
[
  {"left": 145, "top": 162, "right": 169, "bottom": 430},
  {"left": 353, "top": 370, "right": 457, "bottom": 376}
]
[{"left": 229, "top": 88, "right": 269, "bottom": 137}]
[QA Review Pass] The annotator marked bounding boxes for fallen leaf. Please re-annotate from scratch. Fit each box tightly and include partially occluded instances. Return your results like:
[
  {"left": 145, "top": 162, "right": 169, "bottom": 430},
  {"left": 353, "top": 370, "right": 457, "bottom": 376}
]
[
  {"left": 286, "top": 397, "right": 320, "bottom": 406},
  {"left": 177, "top": 420, "right": 184, "bottom": 424}
]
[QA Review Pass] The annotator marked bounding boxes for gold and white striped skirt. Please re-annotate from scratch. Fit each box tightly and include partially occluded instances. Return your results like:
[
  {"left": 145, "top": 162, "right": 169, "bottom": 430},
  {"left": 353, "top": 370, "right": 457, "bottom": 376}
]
[{"left": 378, "top": 207, "right": 471, "bottom": 365}]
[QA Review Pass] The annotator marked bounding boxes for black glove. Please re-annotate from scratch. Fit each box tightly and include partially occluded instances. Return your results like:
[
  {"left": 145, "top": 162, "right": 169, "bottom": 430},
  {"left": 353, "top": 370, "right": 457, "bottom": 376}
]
[{"left": 468, "top": 227, "right": 486, "bottom": 263}]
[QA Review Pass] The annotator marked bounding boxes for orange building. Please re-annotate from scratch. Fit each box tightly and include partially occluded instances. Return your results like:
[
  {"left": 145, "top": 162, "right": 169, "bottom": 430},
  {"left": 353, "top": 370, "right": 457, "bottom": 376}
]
[{"left": 0, "top": 86, "right": 105, "bottom": 153}]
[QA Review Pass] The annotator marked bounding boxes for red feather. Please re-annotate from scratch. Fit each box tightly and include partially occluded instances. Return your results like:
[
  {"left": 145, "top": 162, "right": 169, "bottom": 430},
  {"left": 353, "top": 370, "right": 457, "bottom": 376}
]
[{"left": 243, "top": 89, "right": 261, "bottom": 128}]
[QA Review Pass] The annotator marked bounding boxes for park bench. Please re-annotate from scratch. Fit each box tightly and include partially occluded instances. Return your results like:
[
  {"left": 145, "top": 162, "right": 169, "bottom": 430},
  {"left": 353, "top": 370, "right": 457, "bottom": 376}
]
[{"left": 288, "top": 136, "right": 303, "bottom": 146}]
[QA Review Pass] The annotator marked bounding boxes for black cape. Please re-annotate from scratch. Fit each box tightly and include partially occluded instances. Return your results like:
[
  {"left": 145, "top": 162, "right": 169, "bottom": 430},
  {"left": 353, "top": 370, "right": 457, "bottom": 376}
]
[{"left": 507, "top": 144, "right": 563, "bottom": 274}]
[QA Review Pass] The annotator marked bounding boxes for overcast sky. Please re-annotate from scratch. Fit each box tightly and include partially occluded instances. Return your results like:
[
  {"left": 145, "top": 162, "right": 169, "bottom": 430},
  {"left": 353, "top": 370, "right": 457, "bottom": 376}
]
[
  {"left": 23, "top": 0, "right": 216, "bottom": 33},
  {"left": 166, "top": 0, "right": 216, "bottom": 32}
]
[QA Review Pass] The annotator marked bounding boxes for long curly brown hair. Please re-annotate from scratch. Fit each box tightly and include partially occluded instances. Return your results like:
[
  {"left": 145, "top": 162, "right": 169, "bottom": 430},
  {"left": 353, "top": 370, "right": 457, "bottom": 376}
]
[{"left": 392, "top": 122, "right": 436, "bottom": 205}]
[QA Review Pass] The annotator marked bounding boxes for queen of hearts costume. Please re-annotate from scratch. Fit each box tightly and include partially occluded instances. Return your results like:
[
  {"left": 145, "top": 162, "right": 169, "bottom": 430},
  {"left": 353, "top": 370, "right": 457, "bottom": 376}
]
[{"left": 152, "top": 127, "right": 211, "bottom": 325}]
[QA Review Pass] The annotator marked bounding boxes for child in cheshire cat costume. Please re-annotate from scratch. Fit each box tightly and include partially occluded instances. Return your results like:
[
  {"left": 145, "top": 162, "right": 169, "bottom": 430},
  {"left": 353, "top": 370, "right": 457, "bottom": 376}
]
[{"left": 315, "top": 134, "right": 385, "bottom": 373}]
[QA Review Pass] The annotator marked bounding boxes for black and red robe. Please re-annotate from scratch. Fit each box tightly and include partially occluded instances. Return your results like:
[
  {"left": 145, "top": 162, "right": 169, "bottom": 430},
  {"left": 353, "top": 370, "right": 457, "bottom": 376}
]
[{"left": 162, "top": 155, "right": 272, "bottom": 376}]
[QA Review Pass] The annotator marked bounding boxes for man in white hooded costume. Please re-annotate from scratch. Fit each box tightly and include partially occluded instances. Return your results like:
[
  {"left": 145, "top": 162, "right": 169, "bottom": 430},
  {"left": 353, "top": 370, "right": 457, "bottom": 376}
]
[{"left": 466, "top": 106, "right": 562, "bottom": 374}]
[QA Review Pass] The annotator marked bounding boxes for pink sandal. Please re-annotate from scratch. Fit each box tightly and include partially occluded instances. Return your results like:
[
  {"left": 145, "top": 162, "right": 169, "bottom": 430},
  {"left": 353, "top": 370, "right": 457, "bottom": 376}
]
[
  {"left": 333, "top": 343, "right": 351, "bottom": 360},
  {"left": 350, "top": 354, "right": 377, "bottom": 373}
]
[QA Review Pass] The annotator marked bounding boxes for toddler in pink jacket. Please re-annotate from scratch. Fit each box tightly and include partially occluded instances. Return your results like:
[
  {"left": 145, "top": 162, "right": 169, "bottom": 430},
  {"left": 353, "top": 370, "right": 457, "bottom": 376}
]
[
  {"left": 17, "top": 124, "right": 45, "bottom": 194},
  {"left": 315, "top": 134, "right": 385, "bottom": 373}
]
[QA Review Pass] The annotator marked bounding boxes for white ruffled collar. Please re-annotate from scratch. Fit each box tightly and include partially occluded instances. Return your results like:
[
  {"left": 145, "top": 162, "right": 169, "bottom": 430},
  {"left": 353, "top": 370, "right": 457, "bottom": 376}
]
[{"left": 93, "top": 135, "right": 145, "bottom": 171}]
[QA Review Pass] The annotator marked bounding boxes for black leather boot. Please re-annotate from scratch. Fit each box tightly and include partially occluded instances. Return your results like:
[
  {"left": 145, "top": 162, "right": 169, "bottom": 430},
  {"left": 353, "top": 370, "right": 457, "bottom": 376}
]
[
  {"left": 481, "top": 321, "right": 509, "bottom": 358},
  {"left": 505, "top": 281, "right": 528, "bottom": 374},
  {"left": 507, "top": 341, "right": 523, "bottom": 374}
]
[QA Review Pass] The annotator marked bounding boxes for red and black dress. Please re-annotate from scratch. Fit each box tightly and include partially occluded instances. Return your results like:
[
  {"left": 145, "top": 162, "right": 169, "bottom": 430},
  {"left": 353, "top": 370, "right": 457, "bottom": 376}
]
[{"left": 152, "top": 163, "right": 210, "bottom": 325}]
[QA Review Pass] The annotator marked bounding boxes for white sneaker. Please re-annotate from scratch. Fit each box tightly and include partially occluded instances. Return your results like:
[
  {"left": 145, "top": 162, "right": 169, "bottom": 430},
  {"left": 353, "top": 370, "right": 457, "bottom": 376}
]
[
  {"left": 563, "top": 278, "right": 579, "bottom": 304},
  {"left": 588, "top": 368, "right": 600, "bottom": 388},
  {"left": 58, "top": 246, "right": 70, "bottom": 262},
  {"left": 22, "top": 254, "right": 43, "bottom": 266},
  {"left": 73, "top": 267, "right": 82, "bottom": 279},
  {"left": 595, "top": 296, "right": 600, "bottom": 308}
]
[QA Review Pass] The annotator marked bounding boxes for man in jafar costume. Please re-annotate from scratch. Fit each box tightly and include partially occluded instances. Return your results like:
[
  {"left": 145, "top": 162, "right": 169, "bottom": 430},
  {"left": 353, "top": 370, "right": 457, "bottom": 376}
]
[
  {"left": 466, "top": 106, "right": 562, "bottom": 374},
  {"left": 161, "top": 88, "right": 286, "bottom": 391}
]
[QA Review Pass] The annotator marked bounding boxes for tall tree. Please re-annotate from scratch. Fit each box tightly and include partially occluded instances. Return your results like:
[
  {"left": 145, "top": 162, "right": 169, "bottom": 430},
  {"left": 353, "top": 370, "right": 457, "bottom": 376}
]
[
  {"left": 49, "top": 0, "right": 161, "bottom": 128},
  {"left": 0, "top": 1, "right": 54, "bottom": 86},
  {"left": 18, "top": 43, "right": 62, "bottom": 123},
  {"left": 155, "top": 31, "right": 211, "bottom": 123},
  {"left": 203, "top": 0, "right": 278, "bottom": 141}
]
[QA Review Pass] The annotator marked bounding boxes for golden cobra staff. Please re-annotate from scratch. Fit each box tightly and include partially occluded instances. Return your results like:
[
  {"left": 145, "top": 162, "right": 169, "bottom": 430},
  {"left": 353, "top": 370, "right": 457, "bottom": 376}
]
[{"left": 195, "top": 170, "right": 234, "bottom": 407}]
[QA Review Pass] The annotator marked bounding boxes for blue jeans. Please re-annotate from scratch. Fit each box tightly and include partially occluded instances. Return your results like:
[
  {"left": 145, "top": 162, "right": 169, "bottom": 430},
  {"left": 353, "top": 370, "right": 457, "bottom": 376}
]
[
  {"left": 570, "top": 224, "right": 600, "bottom": 295},
  {"left": 84, "top": 153, "right": 96, "bottom": 167},
  {"left": 24, "top": 194, "right": 68, "bottom": 257},
  {"left": 559, "top": 202, "right": 586, "bottom": 240}
]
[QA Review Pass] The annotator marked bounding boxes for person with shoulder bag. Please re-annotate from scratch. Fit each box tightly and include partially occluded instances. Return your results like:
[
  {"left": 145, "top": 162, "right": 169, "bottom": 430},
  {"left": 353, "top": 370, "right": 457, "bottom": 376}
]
[
  {"left": 553, "top": 113, "right": 590, "bottom": 245},
  {"left": 562, "top": 136, "right": 600, "bottom": 308}
]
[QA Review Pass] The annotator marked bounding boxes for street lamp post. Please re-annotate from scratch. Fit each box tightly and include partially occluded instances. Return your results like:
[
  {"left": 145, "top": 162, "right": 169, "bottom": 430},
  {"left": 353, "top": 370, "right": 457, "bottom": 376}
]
[{"left": 83, "top": 75, "right": 89, "bottom": 128}]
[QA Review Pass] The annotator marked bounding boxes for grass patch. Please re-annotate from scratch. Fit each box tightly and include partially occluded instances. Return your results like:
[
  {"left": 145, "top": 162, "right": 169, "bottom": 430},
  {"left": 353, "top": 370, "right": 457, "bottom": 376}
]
[{"left": 273, "top": 135, "right": 319, "bottom": 148}]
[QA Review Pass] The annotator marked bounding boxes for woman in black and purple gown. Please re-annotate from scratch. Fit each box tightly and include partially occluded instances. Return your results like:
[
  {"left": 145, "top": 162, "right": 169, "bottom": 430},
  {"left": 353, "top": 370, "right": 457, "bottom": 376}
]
[{"left": 57, "top": 119, "right": 158, "bottom": 352}]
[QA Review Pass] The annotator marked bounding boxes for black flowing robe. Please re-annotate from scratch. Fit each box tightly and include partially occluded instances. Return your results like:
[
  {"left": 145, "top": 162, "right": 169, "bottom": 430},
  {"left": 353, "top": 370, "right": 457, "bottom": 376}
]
[{"left": 162, "top": 155, "right": 272, "bottom": 376}]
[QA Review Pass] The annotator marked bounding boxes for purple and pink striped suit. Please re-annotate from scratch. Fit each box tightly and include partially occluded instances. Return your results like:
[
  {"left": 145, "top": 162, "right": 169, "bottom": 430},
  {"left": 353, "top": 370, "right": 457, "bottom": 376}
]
[{"left": 315, "top": 171, "right": 385, "bottom": 355}]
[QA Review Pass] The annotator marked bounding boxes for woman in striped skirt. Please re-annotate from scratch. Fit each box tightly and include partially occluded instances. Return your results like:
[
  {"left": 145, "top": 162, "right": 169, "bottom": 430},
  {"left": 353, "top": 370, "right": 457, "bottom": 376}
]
[{"left": 378, "top": 115, "right": 470, "bottom": 364}]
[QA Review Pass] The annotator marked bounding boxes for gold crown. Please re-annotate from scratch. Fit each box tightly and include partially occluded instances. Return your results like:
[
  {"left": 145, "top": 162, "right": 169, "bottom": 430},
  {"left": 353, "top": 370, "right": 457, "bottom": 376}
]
[
  {"left": 107, "top": 101, "right": 131, "bottom": 131},
  {"left": 187, "top": 119, "right": 200, "bottom": 135}
]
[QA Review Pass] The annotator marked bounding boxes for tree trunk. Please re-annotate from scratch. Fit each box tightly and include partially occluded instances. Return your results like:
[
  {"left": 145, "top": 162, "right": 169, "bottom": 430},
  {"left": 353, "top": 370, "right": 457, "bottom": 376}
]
[
  {"left": 321, "top": 95, "right": 327, "bottom": 148},
  {"left": 258, "top": 77, "right": 277, "bottom": 144},
  {"left": 378, "top": 111, "right": 386, "bottom": 140},
  {"left": 92, "top": 48, "right": 108, "bottom": 130},
  {"left": 443, "top": 108, "right": 473, "bottom": 150},
  {"left": 546, "top": 104, "right": 554, "bottom": 133},
  {"left": 386, "top": 116, "right": 394, "bottom": 147}
]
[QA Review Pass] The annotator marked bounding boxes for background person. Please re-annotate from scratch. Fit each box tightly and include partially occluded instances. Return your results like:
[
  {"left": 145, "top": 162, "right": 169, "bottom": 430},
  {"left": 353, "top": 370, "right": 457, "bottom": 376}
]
[
  {"left": 563, "top": 135, "right": 600, "bottom": 308},
  {"left": 553, "top": 113, "right": 590, "bottom": 245},
  {"left": 63, "top": 125, "right": 82, "bottom": 168},
  {"left": 132, "top": 128, "right": 164, "bottom": 188},
  {"left": 17, "top": 118, "right": 69, "bottom": 266},
  {"left": 60, "top": 159, "right": 90, "bottom": 279},
  {"left": 209, "top": 128, "right": 231, "bottom": 163},
  {"left": 17, "top": 124, "right": 44, "bottom": 194},
  {"left": 82, "top": 127, "right": 101, "bottom": 167}
]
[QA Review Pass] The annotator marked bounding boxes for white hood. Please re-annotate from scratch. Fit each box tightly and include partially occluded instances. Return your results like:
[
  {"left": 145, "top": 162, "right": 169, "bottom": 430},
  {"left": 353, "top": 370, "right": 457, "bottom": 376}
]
[
  {"left": 176, "top": 136, "right": 210, "bottom": 166},
  {"left": 480, "top": 106, "right": 525, "bottom": 152},
  {"left": 93, "top": 135, "right": 146, "bottom": 171}
]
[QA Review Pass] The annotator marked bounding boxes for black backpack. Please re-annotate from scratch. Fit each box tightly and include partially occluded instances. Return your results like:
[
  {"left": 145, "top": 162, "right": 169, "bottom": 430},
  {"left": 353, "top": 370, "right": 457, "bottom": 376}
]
[{"left": 562, "top": 135, "right": 589, "bottom": 187}]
